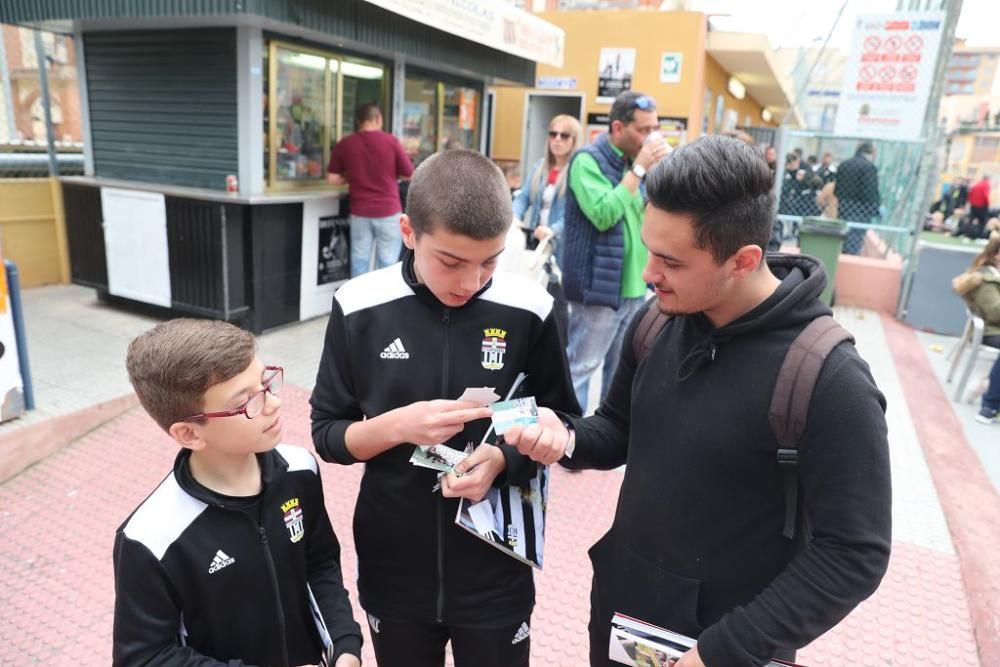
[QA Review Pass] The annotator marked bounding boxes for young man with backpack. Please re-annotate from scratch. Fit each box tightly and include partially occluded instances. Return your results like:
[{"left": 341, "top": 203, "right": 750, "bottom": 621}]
[{"left": 503, "top": 136, "right": 892, "bottom": 666}]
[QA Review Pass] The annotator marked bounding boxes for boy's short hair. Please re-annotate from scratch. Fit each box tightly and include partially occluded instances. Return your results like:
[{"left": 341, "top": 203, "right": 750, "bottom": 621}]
[
  {"left": 405, "top": 149, "right": 512, "bottom": 240},
  {"left": 126, "top": 319, "right": 256, "bottom": 431},
  {"left": 355, "top": 102, "right": 381, "bottom": 127}
]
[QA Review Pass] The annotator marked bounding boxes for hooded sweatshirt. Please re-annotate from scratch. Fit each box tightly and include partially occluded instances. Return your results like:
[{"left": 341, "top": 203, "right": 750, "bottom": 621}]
[{"left": 565, "top": 254, "right": 892, "bottom": 666}]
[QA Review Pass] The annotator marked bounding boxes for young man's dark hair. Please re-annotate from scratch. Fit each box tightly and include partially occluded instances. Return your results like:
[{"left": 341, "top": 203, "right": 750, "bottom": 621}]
[
  {"left": 608, "top": 90, "right": 657, "bottom": 126},
  {"left": 646, "top": 135, "right": 775, "bottom": 263},
  {"left": 355, "top": 101, "right": 382, "bottom": 127},
  {"left": 405, "top": 148, "right": 511, "bottom": 240},
  {"left": 785, "top": 152, "right": 799, "bottom": 167}
]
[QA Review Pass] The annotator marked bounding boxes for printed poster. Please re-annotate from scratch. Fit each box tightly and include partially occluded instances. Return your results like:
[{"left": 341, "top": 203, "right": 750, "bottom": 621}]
[
  {"left": 834, "top": 12, "right": 944, "bottom": 140},
  {"left": 598, "top": 48, "right": 636, "bottom": 104}
]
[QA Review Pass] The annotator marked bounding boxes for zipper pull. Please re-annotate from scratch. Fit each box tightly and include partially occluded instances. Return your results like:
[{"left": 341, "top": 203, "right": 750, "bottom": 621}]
[
  {"left": 258, "top": 526, "right": 268, "bottom": 544},
  {"left": 443, "top": 308, "right": 451, "bottom": 324},
  {"left": 710, "top": 344, "right": 717, "bottom": 361}
]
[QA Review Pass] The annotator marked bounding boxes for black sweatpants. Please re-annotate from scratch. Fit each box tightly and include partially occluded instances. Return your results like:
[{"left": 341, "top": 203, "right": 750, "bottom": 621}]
[{"left": 366, "top": 614, "right": 531, "bottom": 667}]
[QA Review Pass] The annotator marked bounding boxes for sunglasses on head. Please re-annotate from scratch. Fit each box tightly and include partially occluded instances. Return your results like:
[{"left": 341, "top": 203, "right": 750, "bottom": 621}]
[
  {"left": 548, "top": 130, "right": 573, "bottom": 141},
  {"left": 631, "top": 95, "right": 656, "bottom": 110}
]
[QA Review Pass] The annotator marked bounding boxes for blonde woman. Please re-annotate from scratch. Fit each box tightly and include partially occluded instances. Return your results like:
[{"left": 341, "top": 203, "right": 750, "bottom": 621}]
[
  {"left": 956, "top": 237, "right": 1000, "bottom": 424},
  {"left": 512, "top": 114, "right": 583, "bottom": 264}
]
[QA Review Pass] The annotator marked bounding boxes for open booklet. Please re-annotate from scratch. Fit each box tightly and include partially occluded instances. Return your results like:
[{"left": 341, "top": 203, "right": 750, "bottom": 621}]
[
  {"left": 609, "top": 614, "right": 807, "bottom": 667},
  {"left": 453, "top": 372, "right": 549, "bottom": 570}
]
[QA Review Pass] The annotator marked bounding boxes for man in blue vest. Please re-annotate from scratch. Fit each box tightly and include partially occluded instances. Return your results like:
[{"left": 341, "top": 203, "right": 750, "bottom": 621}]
[{"left": 562, "top": 91, "right": 669, "bottom": 411}]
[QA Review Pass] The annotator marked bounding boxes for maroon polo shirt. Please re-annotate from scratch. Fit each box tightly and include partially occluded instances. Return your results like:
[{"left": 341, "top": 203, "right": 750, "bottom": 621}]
[{"left": 328, "top": 130, "right": 414, "bottom": 218}]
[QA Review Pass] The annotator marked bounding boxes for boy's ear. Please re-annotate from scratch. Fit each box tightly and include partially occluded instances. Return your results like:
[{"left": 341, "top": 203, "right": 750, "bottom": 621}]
[
  {"left": 168, "top": 421, "right": 208, "bottom": 452},
  {"left": 400, "top": 214, "right": 417, "bottom": 250}
]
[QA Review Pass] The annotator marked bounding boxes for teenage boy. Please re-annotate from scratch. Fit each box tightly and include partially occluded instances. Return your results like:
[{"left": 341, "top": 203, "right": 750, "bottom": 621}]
[
  {"left": 114, "top": 319, "right": 362, "bottom": 667},
  {"left": 311, "top": 149, "right": 580, "bottom": 667}
]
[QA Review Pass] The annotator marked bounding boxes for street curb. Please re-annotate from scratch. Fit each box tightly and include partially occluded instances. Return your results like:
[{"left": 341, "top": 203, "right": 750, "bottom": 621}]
[
  {"left": 882, "top": 314, "right": 1000, "bottom": 666},
  {"left": 0, "top": 393, "right": 139, "bottom": 484}
]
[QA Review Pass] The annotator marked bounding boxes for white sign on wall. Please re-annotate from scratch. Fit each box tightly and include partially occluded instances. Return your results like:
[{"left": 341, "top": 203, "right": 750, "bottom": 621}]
[
  {"left": 360, "top": 0, "right": 564, "bottom": 67},
  {"left": 834, "top": 12, "right": 944, "bottom": 140},
  {"left": 660, "top": 53, "right": 683, "bottom": 84},
  {"left": 537, "top": 76, "right": 577, "bottom": 90}
]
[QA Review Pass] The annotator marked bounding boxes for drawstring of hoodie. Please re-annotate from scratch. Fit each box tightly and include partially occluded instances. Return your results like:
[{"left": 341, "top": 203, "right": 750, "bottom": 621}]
[{"left": 676, "top": 339, "right": 718, "bottom": 382}]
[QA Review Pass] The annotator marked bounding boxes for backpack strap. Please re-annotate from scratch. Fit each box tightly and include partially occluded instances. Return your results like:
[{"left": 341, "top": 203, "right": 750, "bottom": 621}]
[
  {"left": 769, "top": 315, "right": 855, "bottom": 539},
  {"left": 631, "top": 301, "right": 671, "bottom": 363}
]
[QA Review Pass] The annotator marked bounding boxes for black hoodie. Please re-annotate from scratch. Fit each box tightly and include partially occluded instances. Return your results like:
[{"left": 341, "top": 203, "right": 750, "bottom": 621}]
[{"left": 565, "top": 254, "right": 891, "bottom": 666}]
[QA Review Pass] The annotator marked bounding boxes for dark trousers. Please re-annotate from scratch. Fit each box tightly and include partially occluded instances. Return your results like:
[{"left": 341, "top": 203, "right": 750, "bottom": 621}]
[
  {"left": 984, "top": 335, "right": 1000, "bottom": 411},
  {"left": 970, "top": 205, "right": 990, "bottom": 227},
  {"left": 367, "top": 615, "right": 530, "bottom": 667}
]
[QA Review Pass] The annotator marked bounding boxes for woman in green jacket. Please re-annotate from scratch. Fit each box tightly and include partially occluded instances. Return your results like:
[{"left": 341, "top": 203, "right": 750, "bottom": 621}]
[{"left": 963, "top": 237, "right": 1000, "bottom": 423}]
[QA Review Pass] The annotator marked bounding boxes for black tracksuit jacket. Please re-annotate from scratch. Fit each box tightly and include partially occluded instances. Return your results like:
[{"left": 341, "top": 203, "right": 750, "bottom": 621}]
[
  {"left": 310, "top": 252, "right": 579, "bottom": 627},
  {"left": 112, "top": 445, "right": 362, "bottom": 666},
  {"left": 564, "top": 254, "right": 892, "bottom": 666}
]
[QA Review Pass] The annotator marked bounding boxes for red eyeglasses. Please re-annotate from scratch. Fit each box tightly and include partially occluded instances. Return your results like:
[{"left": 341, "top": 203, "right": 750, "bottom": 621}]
[{"left": 182, "top": 366, "right": 284, "bottom": 422}]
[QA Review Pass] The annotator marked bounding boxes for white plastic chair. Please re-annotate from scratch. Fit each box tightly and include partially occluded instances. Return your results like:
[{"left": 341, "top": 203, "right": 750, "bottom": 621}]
[{"left": 947, "top": 307, "right": 1000, "bottom": 402}]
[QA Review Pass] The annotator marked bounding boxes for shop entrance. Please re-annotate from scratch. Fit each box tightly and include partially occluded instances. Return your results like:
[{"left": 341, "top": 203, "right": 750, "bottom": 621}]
[{"left": 521, "top": 93, "right": 584, "bottom": 176}]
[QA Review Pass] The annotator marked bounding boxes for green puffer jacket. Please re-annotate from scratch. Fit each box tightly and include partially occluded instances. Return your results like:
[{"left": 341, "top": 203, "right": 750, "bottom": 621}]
[{"left": 967, "top": 266, "right": 1000, "bottom": 338}]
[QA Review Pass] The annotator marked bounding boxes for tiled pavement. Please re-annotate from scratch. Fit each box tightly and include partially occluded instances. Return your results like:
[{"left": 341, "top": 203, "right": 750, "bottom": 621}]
[{"left": 0, "top": 286, "right": 995, "bottom": 665}]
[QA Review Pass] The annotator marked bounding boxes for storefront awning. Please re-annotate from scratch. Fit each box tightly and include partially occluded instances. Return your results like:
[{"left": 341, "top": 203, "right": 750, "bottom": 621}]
[
  {"left": 360, "top": 0, "right": 564, "bottom": 68},
  {"left": 707, "top": 31, "right": 800, "bottom": 126}
]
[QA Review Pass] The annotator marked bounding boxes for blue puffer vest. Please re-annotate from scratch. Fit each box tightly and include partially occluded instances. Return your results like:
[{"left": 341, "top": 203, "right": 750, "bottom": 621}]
[{"left": 562, "top": 133, "right": 627, "bottom": 310}]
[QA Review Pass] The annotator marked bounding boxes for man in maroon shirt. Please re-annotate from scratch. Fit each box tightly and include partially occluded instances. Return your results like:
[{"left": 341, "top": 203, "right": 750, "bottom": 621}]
[
  {"left": 969, "top": 175, "right": 992, "bottom": 229},
  {"left": 327, "top": 103, "right": 414, "bottom": 277}
]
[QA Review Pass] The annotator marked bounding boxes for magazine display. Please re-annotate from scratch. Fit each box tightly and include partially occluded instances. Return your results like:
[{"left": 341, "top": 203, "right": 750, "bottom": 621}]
[{"left": 609, "top": 613, "right": 806, "bottom": 667}]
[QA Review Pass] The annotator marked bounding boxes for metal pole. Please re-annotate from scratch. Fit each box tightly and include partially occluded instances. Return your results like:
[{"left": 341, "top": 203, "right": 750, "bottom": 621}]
[
  {"left": 33, "top": 29, "right": 59, "bottom": 176},
  {"left": 4, "top": 260, "right": 34, "bottom": 411},
  {"left": 896, "top": 0, "right": 963, "bottom": 319},
  {"left": 0, "top": 27, "right": 17, "bottom": 142}
]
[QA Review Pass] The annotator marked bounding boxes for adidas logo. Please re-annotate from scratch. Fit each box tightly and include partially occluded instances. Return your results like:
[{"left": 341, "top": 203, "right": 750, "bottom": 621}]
[
  {"left": 208, "top": 549, "right": 235, "bottom": 574},
  {"left": 380, "top": 338, "right": 409, "bottom": 360},
  {"left": 511, "top": 621, "right": 530, "bottom": 645}
]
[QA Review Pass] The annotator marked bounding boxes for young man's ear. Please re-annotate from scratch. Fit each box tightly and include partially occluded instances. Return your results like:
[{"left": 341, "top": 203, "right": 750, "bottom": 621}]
[
  {"left": 400, "top": 214, "right": 417, "bottom": 250},
  {"left": 169, "top": 421, "right": 208, "bottom": 452},
  {"left": 730, "top": 244, "right": 765, "bottom": 278}
]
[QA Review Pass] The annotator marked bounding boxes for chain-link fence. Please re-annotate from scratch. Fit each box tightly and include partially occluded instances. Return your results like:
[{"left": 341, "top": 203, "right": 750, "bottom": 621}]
[
  {"left": 773, "top": 130, "right": 925, "bottom": 259},
  {"left": 0, "top": 142, "right": 83, "bottom": 177}
]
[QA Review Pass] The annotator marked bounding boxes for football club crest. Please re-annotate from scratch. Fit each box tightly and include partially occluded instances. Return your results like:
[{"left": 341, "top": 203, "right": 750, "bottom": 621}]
[
  {"left": 481, "top": 328, "right": 508, "bottom": 371},
  {"left": 281, "top": 497, "right": 305, "bottom": 543}
]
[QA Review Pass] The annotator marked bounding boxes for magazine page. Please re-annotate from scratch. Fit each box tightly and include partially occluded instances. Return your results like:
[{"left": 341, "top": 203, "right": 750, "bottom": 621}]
[
  {"left": 610, "top": 614, "right": 807, "bottom": 667},
  {"left": 454, "top": 373, "right": 549, "bottom": 569}
]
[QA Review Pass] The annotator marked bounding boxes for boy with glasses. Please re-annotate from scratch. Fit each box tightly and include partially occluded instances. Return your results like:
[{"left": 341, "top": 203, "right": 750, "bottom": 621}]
[{"left": 113, "top": 318, "right": 362, "bottom": 667}]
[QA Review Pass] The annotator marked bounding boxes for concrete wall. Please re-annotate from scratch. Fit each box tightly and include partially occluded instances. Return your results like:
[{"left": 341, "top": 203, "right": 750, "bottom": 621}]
[{"left": 0, "top": 178, "right": 69, "bottom": 287}]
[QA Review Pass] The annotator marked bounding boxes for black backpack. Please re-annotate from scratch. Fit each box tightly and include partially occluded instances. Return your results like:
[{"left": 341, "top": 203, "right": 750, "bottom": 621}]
[{"left": 632, "top": 303, "right": 854, "bottom": 539}]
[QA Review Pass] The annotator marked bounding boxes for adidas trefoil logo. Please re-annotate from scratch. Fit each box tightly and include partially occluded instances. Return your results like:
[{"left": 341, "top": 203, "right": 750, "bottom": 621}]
[
  {"left": 208, "top": 549, "right": 235, "bottom": 574},
  {"left": 511, "top": 621, "right": 530, "bottom": 645},
  {"left": 380, "top": 338, "right": 410, "bottom": 360}
]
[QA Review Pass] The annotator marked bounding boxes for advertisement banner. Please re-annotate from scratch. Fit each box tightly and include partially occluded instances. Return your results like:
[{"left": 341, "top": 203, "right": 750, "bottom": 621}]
[
  {"left": 597, "top": 48, "right": 635, "bottom": 104},
  {"left": 0, "top": 246, "right": 24, "bottom": 423},
  {"left": 360, "top": 0, "right": 564, "bottom": 67},
  {"left": 834, "top": 12, "right": 944, "bottom": 140}
]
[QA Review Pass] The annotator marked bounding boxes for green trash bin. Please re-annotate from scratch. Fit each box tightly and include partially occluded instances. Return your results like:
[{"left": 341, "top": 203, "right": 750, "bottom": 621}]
[{"left": 798, "top": 217, "right": 848, "bottom": 306}]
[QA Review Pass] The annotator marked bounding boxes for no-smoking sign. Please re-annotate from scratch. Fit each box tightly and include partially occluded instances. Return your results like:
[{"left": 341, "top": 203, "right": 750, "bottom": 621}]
[
  {"left": 879, "top": 65, "right": 896, "bottom": 81},
  {"left": 864, "top": 35, "right": 882, "bottom": 52},
  {"left": 905, "top": 35, "right": 924, "bottom": 52},
  {"left": 900, "top": 65, "right": 918, "bottom": 81},
  {"left": 860, "top": 65, "right": 877, "bottom": 81}
]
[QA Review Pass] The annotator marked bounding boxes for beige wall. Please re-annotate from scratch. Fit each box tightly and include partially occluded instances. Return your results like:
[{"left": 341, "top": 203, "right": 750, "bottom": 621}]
[
  {"left": 491, "top": 10, "right": 775, "bottom": 162},
  {"left": 0, "top": 178, "right": 69, "bottom": 287}
]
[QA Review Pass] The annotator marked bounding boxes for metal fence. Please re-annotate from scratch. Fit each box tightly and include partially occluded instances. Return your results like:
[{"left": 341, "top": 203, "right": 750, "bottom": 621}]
[
  {"left": 0, "top": 142, "right": 84, "bottom": 177},
  {"left": 773, "top": 129, "right": 926, "bottom": 260}
]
